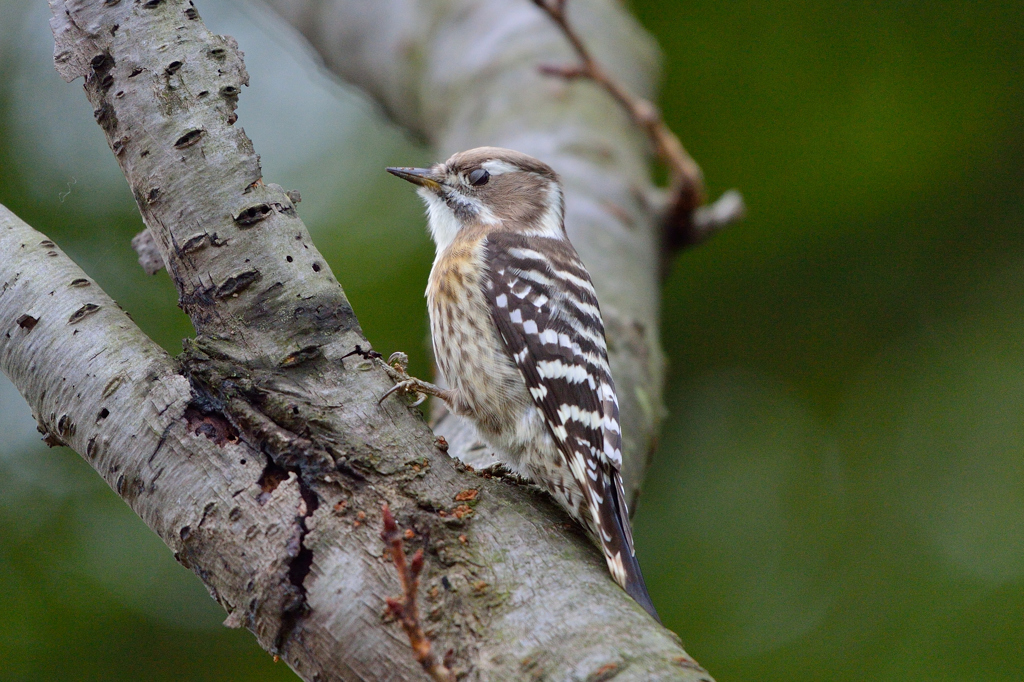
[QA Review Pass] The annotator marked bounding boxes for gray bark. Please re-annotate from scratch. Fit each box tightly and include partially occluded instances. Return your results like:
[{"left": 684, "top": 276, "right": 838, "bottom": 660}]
[
  {"left": 0, "top": 1, "right": 713, "bottom": 680},
  {"left": 264, "top": 0, "right": 668, "bottom": 504}
]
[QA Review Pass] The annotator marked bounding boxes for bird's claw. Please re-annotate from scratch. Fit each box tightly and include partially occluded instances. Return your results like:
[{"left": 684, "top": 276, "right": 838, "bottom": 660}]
[
  {"left": 379, "top": 379, "right": 428, "bottom": 407},
  {"left": 387, "top": 351, "right": 410, "bottom": 372},
  {"left": 378, "top": 353, "right": 440, "bottom": 407},
  {"left": 378, "top": 354, "right": 411, "bottom": 383}
]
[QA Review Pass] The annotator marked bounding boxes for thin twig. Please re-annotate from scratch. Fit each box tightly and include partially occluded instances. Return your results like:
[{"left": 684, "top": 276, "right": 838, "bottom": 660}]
[
  {"left": 381, "top": 504, "right": 456, "bottom": 682},
  {"left": 532, "top": 0, "right": 743, "bottom": 250}
]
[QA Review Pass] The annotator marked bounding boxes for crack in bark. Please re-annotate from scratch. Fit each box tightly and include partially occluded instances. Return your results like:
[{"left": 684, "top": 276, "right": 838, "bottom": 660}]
[
  {"left": 177, "top": 342, "right": 345, "bottom": 656},
  {"left": 179, "top": 339, "right": 495, "bottom": 662},
  {"left": 184, "top": 404, "right": 239, "bottom": 445},
  {"left": 183, "top": 387, "right": 321, "bottom": 655},
  {"left": 275, "top": 476, "right": 319, "bottom": 655}
]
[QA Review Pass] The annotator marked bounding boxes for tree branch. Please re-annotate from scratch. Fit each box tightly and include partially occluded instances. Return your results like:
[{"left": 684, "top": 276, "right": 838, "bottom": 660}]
[
  {"left": 0, "top": 1, "right": 719, "bottom": 679},
  {"left": 529, "top": 0, "right": 744, "bottom": 255},
  {"left": 531, "top": 0, "right": 704, "bottom": 229}
]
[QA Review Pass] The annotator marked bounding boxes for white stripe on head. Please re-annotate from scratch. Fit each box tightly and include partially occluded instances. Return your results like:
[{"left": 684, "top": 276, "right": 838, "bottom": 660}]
[
  {"left": 536, "top": 183, "right": 565, "bottom": 238},
  {"left": 482, "top": 159, "right": 520, "bottom": 176}
]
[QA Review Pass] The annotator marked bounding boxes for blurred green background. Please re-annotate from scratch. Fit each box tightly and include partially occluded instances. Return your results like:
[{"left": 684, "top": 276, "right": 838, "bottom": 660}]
[{"left": 1, "top": 0, "right": 1022, "bottom": 680}]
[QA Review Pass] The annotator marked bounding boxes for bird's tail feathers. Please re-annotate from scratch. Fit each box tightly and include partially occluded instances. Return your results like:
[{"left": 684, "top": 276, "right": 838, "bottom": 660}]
[{"left": 594, "top": 471, "right": 660, "bottom": 622}]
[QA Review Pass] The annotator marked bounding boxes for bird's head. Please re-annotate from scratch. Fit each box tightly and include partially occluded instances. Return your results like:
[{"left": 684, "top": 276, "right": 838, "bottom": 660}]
[{"left": 387, "top": 146, "right": 565, "bottom": 252}]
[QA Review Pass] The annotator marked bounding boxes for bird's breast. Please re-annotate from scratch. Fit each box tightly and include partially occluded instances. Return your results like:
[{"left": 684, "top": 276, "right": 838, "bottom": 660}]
[{"left": 426, "top": 236, "right": 530, "bottom": 435}]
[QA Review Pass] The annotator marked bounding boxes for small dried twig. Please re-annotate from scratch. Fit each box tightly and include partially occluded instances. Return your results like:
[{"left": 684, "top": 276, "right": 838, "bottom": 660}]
[
  {"left": 531, "top": 0, "right": 744, "bottom": 250},
  {"left": 340, "top": 344, "right": 383, "bottom": 361},
  {"left": 381, "top": 504, "right": 456, "bottom": 682}
]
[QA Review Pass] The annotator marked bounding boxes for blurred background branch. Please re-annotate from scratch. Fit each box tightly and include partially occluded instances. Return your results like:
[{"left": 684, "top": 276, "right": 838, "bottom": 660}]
[{"left": 529, "top": 0, "right": 746, "bottom": 253}]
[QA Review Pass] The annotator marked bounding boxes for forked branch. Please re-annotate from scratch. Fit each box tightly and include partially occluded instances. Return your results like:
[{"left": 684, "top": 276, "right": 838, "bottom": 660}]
[
  {"left": 381, "top": 504, "right": 456, "bottom": 682},
  {"left": 531, "top": 0, "right": 744, "bottom": 249}
]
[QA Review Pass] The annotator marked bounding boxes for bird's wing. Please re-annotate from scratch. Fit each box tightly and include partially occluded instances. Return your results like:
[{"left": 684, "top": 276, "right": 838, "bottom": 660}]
[{"left": 482, "top": 231, "right": 657, "bottom": 619}]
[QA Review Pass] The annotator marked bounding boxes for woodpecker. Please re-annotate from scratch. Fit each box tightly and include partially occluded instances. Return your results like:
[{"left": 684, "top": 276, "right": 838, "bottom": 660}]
[{"left": 384, "top": 147, "right": 659, "bottom": 620}]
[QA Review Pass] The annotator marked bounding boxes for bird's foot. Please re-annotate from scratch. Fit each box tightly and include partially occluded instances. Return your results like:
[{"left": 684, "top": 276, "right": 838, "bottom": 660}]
[
  {"left": 378, "top": 352, "right": 451, "bottom": 407},
  {"left": 482, "top": 461, "right": 533, "bottom": 486}
]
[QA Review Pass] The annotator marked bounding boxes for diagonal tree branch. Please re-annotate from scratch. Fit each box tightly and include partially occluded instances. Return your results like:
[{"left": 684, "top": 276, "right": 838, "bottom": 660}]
[
  {"left": 0, "top": 1, "right": 717, "bottom": 680},
  {"left": 0, "top": 200, "right": 333, "bottom": 667}
]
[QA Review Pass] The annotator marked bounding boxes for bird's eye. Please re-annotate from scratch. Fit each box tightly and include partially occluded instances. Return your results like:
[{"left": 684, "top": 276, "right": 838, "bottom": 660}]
[{"left": 467, "top": 168, "right": 490, "bottom": 186}]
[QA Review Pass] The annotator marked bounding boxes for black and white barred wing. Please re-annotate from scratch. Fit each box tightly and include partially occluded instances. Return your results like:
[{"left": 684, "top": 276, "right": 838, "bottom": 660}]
[{"left": 483, "top": 232, "right": 656, "bottom": 616}]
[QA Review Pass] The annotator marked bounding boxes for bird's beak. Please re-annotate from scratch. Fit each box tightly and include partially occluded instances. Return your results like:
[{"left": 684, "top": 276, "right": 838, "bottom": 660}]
[{"left": 386, "top": 166, "right": 442, "bottom": 190}]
